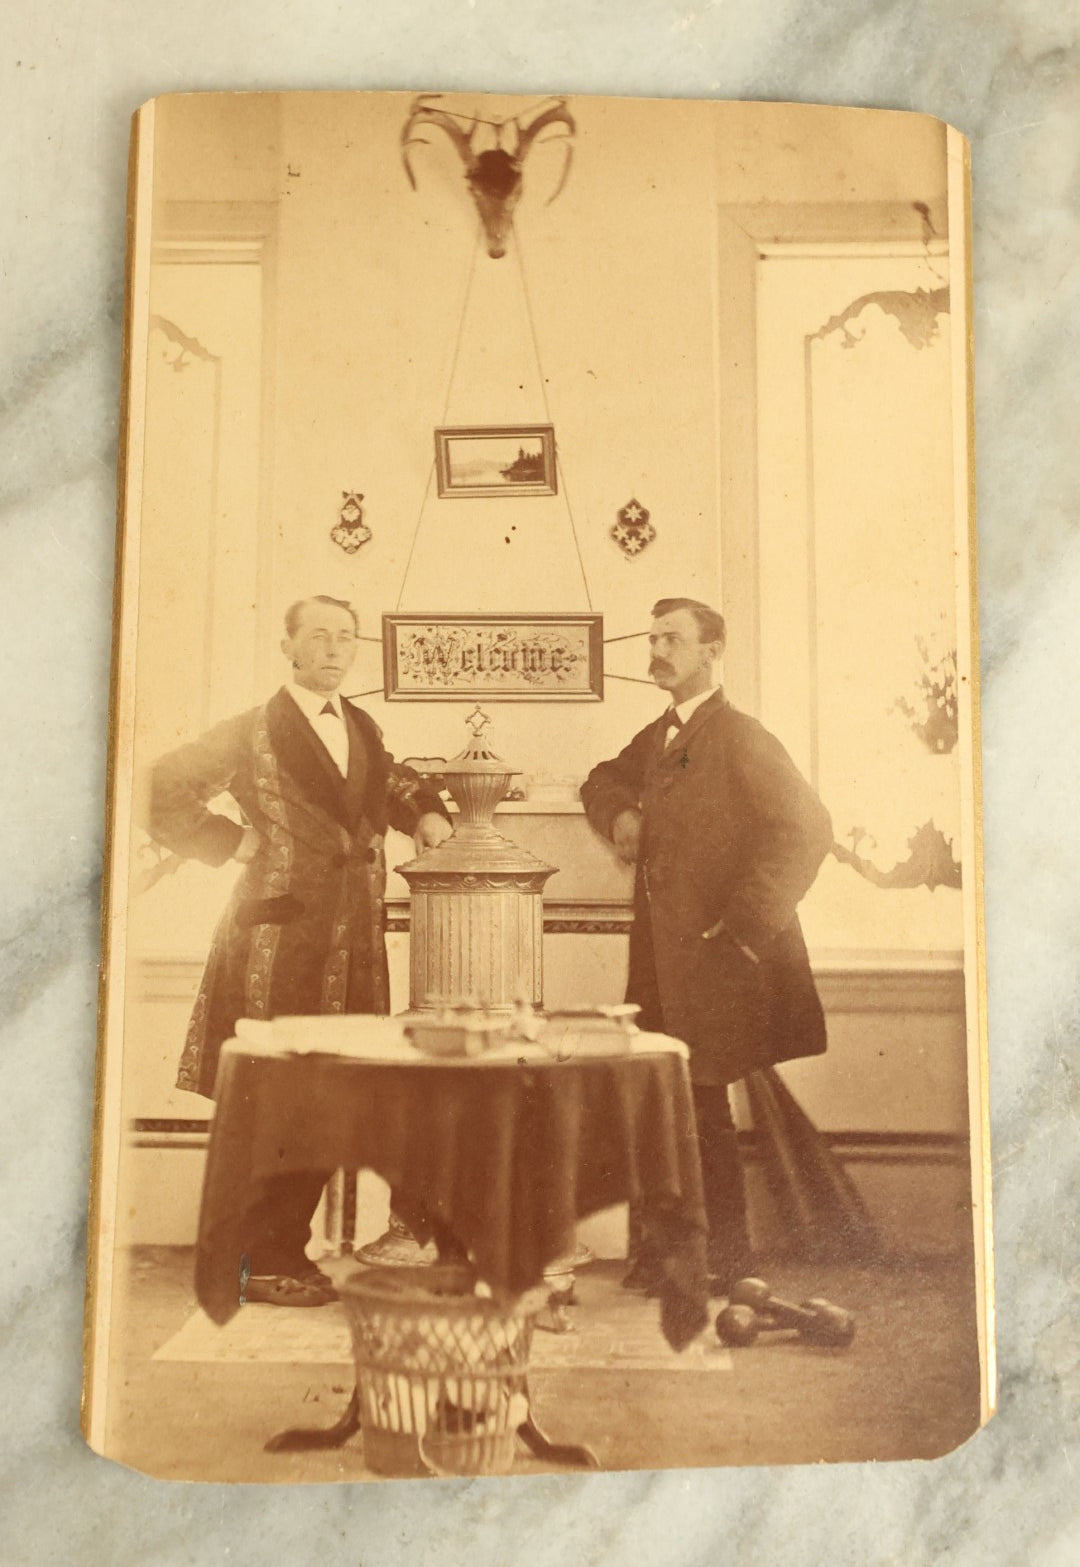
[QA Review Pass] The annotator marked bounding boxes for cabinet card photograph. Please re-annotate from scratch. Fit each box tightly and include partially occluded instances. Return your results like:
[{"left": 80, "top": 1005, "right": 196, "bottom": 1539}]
[{"left": 85, "top": 90, "right": 991, "bottom": 1482}]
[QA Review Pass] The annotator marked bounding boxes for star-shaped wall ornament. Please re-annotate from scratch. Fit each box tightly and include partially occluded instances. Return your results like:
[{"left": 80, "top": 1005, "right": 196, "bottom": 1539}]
[{"left": 611, "top": 498, "right": 656, "bottom": 558}]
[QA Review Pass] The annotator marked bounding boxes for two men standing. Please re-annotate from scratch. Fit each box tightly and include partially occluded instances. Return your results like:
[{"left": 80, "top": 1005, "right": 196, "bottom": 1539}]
[
  {"left": 148, "top": 595, "right": 451, "bottom": 1304},
  {"left": 582, "top": 598, "right": 832, "bottom": 1293},
  {"left": 151, "top": 590, "right": 830, "bottom": 1304}
]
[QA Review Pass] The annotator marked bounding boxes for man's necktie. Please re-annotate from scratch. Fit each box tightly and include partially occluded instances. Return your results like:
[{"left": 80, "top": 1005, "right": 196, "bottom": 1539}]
[
  {"left": 320, "top": 701, "right": 338, "bottom": 717},
  {"left": 664, "top": 708, "right": 684, "bottom": 746}
]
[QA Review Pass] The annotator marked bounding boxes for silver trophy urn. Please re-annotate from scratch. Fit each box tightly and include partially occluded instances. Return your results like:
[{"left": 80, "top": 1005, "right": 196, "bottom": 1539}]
[{"left": 396, "top": 707, "right": 557, "bottom": 1016}]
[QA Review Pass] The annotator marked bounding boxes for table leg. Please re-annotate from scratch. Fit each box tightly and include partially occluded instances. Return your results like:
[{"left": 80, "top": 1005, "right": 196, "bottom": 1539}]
[
  {"left": 536, "top": 1263, "right": 577, "bottom": 1333},
  {"left": 264, "top": 1386, "right": 361, "bottom": 1452},
  {"left": 517, "top": 1390, "right": 600, "bottom": 1469},
  {"left": 536, "top": 1246, "right": 591, "bottom": 1333}
]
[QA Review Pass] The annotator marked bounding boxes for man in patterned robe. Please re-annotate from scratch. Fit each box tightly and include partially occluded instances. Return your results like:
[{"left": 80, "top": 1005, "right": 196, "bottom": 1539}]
[{"left": 147, "top": 595, "right": 451, "bottom": 1304}]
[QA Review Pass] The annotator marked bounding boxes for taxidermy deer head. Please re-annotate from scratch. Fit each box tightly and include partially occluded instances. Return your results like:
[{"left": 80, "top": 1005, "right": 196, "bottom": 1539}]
[{"left": 401, "top": 95, "right": 576, "bottom": 259}]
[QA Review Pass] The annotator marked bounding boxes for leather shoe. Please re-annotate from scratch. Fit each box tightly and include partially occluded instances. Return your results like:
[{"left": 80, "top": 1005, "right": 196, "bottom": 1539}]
[
  {"left": 296, "top": 1265, "right": 337, "bottom": 1293},
  {"left": 243, "top": 1273, "right": 337, "bottom": 1307},
  {"left": 357, "top": 1217, "right": 437, "bottom": 1267}
]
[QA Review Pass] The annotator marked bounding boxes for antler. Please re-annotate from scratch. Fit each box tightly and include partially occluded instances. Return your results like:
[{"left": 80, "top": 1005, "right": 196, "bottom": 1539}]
[
  {"left": 401, "top": 94, "right": 477, "bottom": 188},
  {"left": 514, "top": 97, "right": 576, "bottom": 204}
]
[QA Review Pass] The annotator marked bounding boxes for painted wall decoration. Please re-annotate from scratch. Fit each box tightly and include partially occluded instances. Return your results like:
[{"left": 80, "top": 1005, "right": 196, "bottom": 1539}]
[
  {"left": 330, "top": 491, "right": 372, "bottom": 553},
  {"left": 435, "top": 426, "right": 557, "bottom": 498},
  {"left": 383, "top": 613, "right": 603, "bottom": 701},
  {"left": 833, "top": 821, "right": 961, "bottom": 891},
  {"left": 832, "top": 638, "right": 962, "bottom": 891},
  {"left": 891, "top": 638, "right": 958, "bottom": 755},
  {"left": 611, "top": 498, "right": 655, "bottom": 557}
]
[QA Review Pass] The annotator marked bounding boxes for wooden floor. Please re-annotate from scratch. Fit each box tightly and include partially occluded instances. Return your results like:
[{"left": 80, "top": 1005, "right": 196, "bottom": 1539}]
[{"left": 101, "top": 1247, "right": 982, "bottom": 1482}]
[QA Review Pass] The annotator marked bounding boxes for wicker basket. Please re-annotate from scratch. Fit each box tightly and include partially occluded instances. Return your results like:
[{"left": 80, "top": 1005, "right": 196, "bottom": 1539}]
[{"left": 340, "top": 1264, "right": 538, "bottom": 1477}]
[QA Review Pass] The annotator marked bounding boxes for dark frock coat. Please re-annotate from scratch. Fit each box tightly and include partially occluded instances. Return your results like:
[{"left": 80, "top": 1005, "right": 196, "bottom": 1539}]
[
  {"left": 147, "top": 687, "right": 448, "bottom": 1098},
  {"left": 581, "top": 689, "right": 833, "bottom": 1087}
]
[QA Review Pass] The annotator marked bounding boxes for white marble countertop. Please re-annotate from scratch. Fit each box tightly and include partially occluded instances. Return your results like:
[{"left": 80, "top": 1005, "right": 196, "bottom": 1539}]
[{"left": 2, "top": 2, "right": 1078, "bottom": 1562}]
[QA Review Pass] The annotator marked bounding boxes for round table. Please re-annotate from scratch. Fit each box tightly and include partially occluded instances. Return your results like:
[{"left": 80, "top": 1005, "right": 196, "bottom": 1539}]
[{"left": 194, "top": 1022, "right": 710, "bottom": 1472}]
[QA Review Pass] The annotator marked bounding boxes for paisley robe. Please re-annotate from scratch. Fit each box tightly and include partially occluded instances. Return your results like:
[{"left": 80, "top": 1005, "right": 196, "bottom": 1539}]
[{"left": 147, "top": 686, "right": 448, "bottom": 1098}]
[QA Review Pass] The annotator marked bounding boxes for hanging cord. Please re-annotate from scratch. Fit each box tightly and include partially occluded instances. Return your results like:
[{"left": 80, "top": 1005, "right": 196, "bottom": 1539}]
[
  {"left": 394, "top": 227, "right": 483, "bottom": 610},
  {"left": 603, "top": 630, "right": 656, "bottom": 685},
  {"left": 393, "top": 189, "right": 595, "bottom": 614},
  {"left": 512, "top": 222, "right": 593, "bottom": 611}
]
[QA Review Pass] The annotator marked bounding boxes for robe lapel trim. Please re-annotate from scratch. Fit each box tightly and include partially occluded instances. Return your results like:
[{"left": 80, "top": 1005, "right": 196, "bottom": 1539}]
[
  {"left": 266, "top": 687, "right": 351, "bottom": 830},
  {"left": 342, "top": 703, "right": 375, "bottom": 829},
  {"left": 245, "top": 707, "right": 294, "bottom": 1017}
]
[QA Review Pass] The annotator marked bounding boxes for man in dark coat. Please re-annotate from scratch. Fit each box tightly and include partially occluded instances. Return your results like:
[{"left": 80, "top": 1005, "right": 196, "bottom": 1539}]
[
  {"left": 147, "top": 595, "right": 451, "bottom": 1304},
  {"left": 581, "top": 597, "right": 832, "bottom": 1292}
]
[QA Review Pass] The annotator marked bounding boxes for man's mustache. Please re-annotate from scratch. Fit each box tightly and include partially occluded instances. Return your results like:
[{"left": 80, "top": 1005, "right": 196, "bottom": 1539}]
[{"left": 649, "top": 661, "right": 672, "bottom": 675}]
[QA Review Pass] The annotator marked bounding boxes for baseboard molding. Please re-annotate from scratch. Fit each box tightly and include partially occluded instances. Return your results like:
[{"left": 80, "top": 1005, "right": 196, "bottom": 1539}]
[{"left": 132, "top": 949, "right": 964, "bottom": 1014}]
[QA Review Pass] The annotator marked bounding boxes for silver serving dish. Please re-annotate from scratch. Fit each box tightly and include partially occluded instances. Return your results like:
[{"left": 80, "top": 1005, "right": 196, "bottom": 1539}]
[
  {"left": 404, "top": 1004, "right": 509, "bottom": 1059},
  {"left": 543, "top": 1003, "right": 641, "bottom": 1037}
]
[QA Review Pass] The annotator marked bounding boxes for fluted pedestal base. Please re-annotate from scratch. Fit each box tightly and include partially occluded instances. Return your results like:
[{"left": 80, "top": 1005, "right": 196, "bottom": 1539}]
[{"left": 408, "top": 881, "right": 547, "bottom": 1011}]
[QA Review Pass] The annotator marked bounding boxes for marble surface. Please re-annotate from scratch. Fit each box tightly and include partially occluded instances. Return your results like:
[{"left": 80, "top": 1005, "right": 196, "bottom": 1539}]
[{"left": 2, "top": 2, "right": 1078, "bottom": 1562}]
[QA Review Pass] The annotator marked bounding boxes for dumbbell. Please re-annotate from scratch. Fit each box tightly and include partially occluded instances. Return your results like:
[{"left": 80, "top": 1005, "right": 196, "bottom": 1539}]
[
  {"left": 713, "top": 1300, "right": 835, "bottom": 1348},
  {"left": 714, "top": 1303, "right": 762, "bottom": 1347},
  {"left": 728, "top": 1277, "right": 856, "bottom": 1348}
]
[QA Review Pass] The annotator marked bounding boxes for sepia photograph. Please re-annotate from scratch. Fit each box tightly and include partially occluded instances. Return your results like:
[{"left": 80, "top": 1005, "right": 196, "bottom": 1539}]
[{"left": 84, "top": 88, "right": 989, "bottom": 1483}]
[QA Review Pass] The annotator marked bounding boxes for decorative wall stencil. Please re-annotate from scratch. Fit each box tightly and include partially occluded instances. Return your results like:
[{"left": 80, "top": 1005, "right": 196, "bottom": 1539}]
[
  {"left": 435, "top": 426, "right": 556, "bottom": 498},
  {"left": 131, "top": 831, "right": 182, "bottom": 896},
  {"left": 401, "top": 94, "right": 575, "bottom": 260},
  {"left": 892, "top": 638, "right": 958, "bottom": 754},
  {"left": 832, "top": 634, "right": 962, "bottom": 891},
  {"left": 383, "top": 613, "right": 603, "bottom": 701},
  {"left": 811, "top": 285, "right": 950, "bottom": 351},
  {"left": 149, "top": 314, "right": 219, "bottom": 374},
  {"left": 611, "top": 498, "right": 655, "bottom": 557},
  {"left": 833, "top": 822, "right": 962, "bottom": 891},
  {"left": 330, "top": 491, "right": 372, "bottom": 554}
]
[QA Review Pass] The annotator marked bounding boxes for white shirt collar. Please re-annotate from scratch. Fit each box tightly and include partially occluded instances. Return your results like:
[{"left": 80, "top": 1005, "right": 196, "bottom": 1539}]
[
  {"left": 286, "top": 682, "right": 344, "bottom": 723},
  {"left": 672, "top": 687, "right": 715, "bottom": 725}
]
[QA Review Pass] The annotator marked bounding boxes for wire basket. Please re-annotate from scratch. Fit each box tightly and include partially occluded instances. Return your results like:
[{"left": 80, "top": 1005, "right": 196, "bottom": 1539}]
[{"left": 340, "top": 1264, "right": 539, "bottom": 1477}]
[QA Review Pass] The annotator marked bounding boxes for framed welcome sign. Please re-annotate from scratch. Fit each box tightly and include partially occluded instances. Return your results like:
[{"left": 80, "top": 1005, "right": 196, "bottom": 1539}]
[{"left": 382, "top": 613, "right": 603, "bottom": 700}]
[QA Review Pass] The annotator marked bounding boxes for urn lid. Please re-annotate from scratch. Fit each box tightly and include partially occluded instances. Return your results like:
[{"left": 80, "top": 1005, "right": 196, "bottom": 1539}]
[
  {"left": 440, "top": 704, "right": 519, "bottom": 778},
  {"left": 395, "top": 706, "right": 556, "bottom": 884}
]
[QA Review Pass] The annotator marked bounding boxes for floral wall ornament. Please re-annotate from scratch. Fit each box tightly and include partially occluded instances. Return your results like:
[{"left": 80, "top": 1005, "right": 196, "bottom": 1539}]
[
  {"left": 832, "top": 821, "right": 961, "bottom": 891},
  {"left": 611, "top": 498, "right": 656, "bottom": 558},
  {"left": 811, "top": 285, "right": 950, "bottom": 351},
  {"left": 331, "top": 491, "right": 372, "bottom": 554},
  {"left": 892, "top": 638, "right": 958, "bottom": 754}
]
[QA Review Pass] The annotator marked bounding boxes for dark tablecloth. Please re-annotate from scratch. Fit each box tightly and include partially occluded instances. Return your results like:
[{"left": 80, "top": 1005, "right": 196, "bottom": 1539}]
[{"left": 195, "top": 1043, "right": 709, "bottom": 1350}]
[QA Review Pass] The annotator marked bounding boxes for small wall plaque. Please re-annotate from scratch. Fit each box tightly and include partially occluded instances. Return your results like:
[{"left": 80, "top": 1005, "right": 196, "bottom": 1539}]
[
  {"left": 331, "top": 491, "right": 372, "bottom": 553},
  {"left": 611, "top": 498, "right": 655, "bottom": 557}
]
